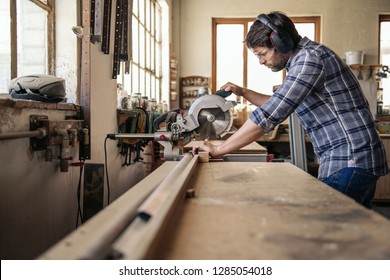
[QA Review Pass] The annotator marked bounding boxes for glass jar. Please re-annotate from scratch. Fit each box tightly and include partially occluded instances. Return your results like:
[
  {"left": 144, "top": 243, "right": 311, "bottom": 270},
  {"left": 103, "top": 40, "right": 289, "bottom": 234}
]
[
  {"left": 140, "top": 96, "right": 148, "bottom": 110},
  {"left": 162, "top": 100, "right": 168, "bottom": 113},
  {"left": 148, "top": 98, "right": 157, "bottom": 111},
  {"left": 131, "top": 92, "right": 141, "bottom": 108}
]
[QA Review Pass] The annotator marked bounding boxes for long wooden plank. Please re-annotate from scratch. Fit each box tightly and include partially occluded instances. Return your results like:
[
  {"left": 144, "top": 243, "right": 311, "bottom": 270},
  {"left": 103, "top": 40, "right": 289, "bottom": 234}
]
[
  {"left": 38, "top": 162, "right": 178, "bottom": 260},
  {"left": 111, "top": 154, "right": 199, "bottom": 259},
  {"left": 157, "top": 162, "right": 390, "bottom": 260}
]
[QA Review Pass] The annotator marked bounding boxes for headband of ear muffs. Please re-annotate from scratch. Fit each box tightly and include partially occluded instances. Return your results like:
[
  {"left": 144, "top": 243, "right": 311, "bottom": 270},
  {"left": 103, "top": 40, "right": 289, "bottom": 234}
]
[{"left": 256, "top": 14, "right": 295, "bottom": 53}]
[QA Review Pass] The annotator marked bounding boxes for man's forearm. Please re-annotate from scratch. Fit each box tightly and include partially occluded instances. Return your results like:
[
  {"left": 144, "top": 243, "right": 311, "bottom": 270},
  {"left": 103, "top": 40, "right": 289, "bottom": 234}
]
[
  {"left": 215, "top": 119, "right": 265, "bottom": 157},
  {"left": 241, "top": 88, "right": 271, "bottom": 106}
]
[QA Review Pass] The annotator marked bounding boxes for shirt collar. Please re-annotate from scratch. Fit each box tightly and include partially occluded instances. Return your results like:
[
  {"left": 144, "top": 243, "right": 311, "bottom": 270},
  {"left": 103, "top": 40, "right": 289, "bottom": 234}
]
[{"left": 285, "top": 36, "right": 311, "bottom": 70}]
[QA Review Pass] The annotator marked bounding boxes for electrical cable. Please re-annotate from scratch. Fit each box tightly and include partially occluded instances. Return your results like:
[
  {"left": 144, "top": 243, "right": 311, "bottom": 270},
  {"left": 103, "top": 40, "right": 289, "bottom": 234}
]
[
  {"left": 73, "top": 160, "right": 85, "bottom": 228},
  {"left": 104, "top": 136, "right": 111, "bottom": 205}
]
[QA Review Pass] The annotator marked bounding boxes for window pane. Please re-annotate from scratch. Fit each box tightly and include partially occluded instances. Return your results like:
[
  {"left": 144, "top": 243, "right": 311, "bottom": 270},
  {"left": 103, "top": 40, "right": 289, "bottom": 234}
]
[
  {"left": 145, "top": 0, "right": 150, "bottom": 32},
  {"left": 139, "top": 25, "right": 145, "bottom": 68},
  {"left": 146, "top": 71, "right": 151, "bottom": 97},
  {"left": 122, "top": 0, "right": 165, "bottom": 102},
  {"left": 295, "top": 23, "right": 315, "bottom": 41},
  {"left": 151, "top": 41, "right": 155, "bottom": 72},
  {"left": 139, "top": 0, "right": 144, "bottom": 24},
  {"left": 380, "top": 21, "right": 390, "bottom": 107},
  {"left": 132, "top": 18, "right": 139, "bottom": 64},
  {"left": 146, "top": 32, "right": 151, "bottom": 69},
  {"left": 139, "top": 68, "right": 145, "bottom": 94},
  {"left": 155, "top": 6, "right": 161, "bottom": 42},
  {"left": 0, "top": 0, "right": 11, "bottom": 92},
  {"left": 155, "top": 79, "right": 160, "bottom": 102},
  {"left": 132, "top": 64, "right": 139, "bottom": 93},
  {"left": 216, "top": 24, "right": 244, "bottom": 92},
  {"left": 151, "top": 2, "right": 155, "bottom": 37},
  {"left": 156, "top": 42, "right": 161, "bottom": 77},
  {"left": 17, "top": 0, "right": 47, "bottom": 76},
  {"left": 133, "top": 0, "right": 138, "bottom": 18}
]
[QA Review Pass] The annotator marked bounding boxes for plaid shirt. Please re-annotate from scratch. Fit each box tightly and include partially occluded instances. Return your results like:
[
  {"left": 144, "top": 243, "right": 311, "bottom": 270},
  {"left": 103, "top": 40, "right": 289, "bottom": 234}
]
[{"left": 250, "top": 37, "right": 389, "bottom": 180}]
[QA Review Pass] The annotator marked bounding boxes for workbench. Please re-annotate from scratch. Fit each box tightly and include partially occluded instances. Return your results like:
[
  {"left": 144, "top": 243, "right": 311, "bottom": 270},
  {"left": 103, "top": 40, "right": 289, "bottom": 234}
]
[
  {"left": 39, "top": 159, "right": 390, "bottom": 260},
  {"left": 156, "top": 162, "right": 390, "bottom": 260}
]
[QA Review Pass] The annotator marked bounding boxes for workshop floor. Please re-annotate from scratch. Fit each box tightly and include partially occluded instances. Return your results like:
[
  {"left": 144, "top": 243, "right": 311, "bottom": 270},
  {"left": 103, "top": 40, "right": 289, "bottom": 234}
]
[{"left": 372, "top": 202, "right": 390, "bottom": 220}]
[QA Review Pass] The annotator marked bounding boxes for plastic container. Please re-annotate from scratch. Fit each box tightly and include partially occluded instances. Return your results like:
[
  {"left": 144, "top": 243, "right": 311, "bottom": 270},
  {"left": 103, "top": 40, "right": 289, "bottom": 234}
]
[{"left": 345, "top": 51, "right": 364, "bottom": 65}]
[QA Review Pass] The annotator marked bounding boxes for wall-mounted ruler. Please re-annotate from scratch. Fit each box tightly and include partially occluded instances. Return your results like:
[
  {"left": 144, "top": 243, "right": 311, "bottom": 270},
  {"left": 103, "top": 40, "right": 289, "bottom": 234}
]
[{"left": 101, "top": 0, "right": 112, "bottom": 54}]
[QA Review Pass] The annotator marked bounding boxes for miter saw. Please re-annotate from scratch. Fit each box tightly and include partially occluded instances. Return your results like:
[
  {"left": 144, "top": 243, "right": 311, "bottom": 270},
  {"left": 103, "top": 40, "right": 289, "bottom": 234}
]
[{"left": 107, "top": 90, "right": 236, "bottom": 160}]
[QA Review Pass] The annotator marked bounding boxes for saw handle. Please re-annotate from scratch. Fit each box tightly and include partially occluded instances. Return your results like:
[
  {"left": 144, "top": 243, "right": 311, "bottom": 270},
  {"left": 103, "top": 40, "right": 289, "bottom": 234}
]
[{"left": 215, "top": 89, "right": 233, "bottom": 98}]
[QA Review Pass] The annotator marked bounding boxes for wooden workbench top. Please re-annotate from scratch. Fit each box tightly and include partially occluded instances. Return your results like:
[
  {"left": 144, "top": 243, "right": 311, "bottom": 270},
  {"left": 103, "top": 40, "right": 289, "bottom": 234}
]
[
  {"left": 157, "top": 162, "right": 390, "bottom": 260},
  {"left": 184, "top": 140, "right": 267, "bottom": 154}
]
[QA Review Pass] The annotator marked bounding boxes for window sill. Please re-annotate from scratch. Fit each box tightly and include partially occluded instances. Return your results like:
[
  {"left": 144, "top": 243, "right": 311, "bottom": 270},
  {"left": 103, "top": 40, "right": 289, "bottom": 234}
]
[{"left": 0, "top": 94, "right": 78, "bottom": 111}]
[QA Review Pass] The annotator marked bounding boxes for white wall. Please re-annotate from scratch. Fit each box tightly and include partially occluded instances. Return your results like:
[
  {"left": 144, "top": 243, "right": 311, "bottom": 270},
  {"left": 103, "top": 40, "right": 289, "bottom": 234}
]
[
  {"left": 174, "top": 0, "right": 390, "bottom": 77},
  {"left": 56, "top": 0, "right": 78, "bottom": 103}
]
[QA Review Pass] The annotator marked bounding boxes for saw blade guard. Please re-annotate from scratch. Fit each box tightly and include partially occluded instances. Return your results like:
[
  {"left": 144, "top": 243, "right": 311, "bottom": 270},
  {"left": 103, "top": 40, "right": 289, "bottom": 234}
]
[{"left": 181, "top": 94, "right": 236, "bottom": 137}]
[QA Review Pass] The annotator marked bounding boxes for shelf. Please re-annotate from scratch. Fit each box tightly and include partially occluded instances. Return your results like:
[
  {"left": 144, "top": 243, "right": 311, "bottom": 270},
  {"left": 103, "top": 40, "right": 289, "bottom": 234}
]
[
  {"left": 180, "top": 76, "right": 210, "bottom": 111},
  {"left": 349, "top": 64, "right": 383, "bottom": 81}
]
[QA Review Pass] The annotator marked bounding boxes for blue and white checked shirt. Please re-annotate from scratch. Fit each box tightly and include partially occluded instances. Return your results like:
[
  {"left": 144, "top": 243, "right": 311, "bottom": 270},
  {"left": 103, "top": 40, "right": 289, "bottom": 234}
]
[{"left": 250, "top": 37, "right": 389, "bottom": 180}]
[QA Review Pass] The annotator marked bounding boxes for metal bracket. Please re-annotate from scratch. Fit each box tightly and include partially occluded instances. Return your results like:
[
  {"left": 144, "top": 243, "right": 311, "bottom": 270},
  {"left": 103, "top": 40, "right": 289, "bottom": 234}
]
[
  {"left": 29, "top": 115, "right": 50, "bottom": 151},
  {"left": 29, "top": 114, "right": 84, "bottom": 152}
]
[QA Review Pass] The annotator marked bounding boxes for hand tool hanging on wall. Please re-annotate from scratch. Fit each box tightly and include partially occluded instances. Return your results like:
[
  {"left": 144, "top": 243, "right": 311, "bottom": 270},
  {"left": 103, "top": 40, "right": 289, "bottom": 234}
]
[
  {"left": 125, "top": 0, "right": 133, "bottom": 74},
  {"left": 112, "top": 0, "right": 130, "bottom": 79},
  {"left": 90, "top": 0, "right": 102, "bottom": 43},
  {"left": 101, "top": 0, "right": 112, "bottom": 53}
]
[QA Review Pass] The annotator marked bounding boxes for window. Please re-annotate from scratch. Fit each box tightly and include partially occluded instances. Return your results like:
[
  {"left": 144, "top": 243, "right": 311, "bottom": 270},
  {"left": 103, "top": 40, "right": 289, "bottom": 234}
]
[
  {"left": 117, "top": 0, "right": 169, "bottom": 103},
  {"left": 0, "top": 0, "right": 54, "bottom": 93},
  {"left": 379, "top": 15, "right": 390, "bottom": 109},
  {"left": 212, "top": 16, "right": 321, "bottom": 101}
]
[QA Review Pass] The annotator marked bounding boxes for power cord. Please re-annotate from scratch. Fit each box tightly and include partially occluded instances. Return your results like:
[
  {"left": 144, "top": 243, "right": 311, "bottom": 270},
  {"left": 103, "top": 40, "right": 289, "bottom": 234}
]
[
  {"left": 72, "top": 160, "right": 85, "bottom": 228},
  {"left": 104, "top": 136, "right": 111, "bottom": 205}
]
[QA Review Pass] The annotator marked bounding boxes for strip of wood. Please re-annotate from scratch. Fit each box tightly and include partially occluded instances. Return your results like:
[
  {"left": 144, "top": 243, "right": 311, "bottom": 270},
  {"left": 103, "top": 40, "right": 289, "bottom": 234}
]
[{"left": 111, "top": 153, "right": 199, "bottom": 259}]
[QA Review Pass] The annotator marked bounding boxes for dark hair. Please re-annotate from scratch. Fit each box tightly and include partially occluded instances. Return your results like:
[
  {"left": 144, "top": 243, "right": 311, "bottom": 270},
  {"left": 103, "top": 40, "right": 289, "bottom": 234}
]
[{"left": 245, "top": 11, "right": 301, "bottom": 50}]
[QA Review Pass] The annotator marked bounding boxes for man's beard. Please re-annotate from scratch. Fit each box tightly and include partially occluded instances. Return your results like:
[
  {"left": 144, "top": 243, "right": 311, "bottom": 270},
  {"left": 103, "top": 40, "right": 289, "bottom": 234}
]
[{"left": 270, "top": 58, "right": 287, "bottom": 72}]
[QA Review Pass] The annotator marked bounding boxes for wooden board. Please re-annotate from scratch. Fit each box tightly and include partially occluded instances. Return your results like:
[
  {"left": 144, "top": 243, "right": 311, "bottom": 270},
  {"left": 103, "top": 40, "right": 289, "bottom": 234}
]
[
  {"left": 156, "top": 162, "right": 390, "bottom": 260},
  {"left": 183, "top": 140, "right": 267, "bottom": 154}
]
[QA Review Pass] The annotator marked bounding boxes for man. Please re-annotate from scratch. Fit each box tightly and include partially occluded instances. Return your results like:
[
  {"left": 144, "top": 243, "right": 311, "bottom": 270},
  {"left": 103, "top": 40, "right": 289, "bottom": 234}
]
[{"left": 194, "top": 11, "right": 388, "bottom": 208}]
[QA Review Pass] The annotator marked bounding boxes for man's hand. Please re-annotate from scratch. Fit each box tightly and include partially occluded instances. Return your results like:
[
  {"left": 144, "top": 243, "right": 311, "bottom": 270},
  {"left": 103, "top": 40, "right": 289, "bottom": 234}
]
[
  {"left": 192, "top": 140, "right": 221, "bottom": 158},
  {"left": 219, "top": 82, "right": 244, "bottom": 97}
]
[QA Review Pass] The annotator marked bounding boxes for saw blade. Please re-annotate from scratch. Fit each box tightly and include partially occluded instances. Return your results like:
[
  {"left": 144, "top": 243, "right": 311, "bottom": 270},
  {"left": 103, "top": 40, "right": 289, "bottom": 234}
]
[{"left": 196, "top": 107, "right": 233, "bottom": 139}]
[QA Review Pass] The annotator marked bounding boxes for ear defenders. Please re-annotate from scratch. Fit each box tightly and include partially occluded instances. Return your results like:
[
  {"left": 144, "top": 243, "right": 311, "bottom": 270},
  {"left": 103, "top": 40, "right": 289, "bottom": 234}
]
[{"left": 256, "top": 14, "right": 294, "bottom": 53}]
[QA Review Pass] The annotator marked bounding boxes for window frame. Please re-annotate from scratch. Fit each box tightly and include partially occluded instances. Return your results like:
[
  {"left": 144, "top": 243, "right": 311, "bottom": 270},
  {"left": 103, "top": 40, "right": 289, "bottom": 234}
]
[
  {"left": 378, "top": 14, "right": 390, "bottom": 108},
  {"left": 9, "top": 0, "right": 55, "bottom": 79},
  {"left": 118, "top": 0, "right": 164, "bottom": 102},
  {"left": 378, "top": 14, "right": 390, "bottom": 63},
  {"left": 211, "top": 16, "right": 321, "bottom": 93}
]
